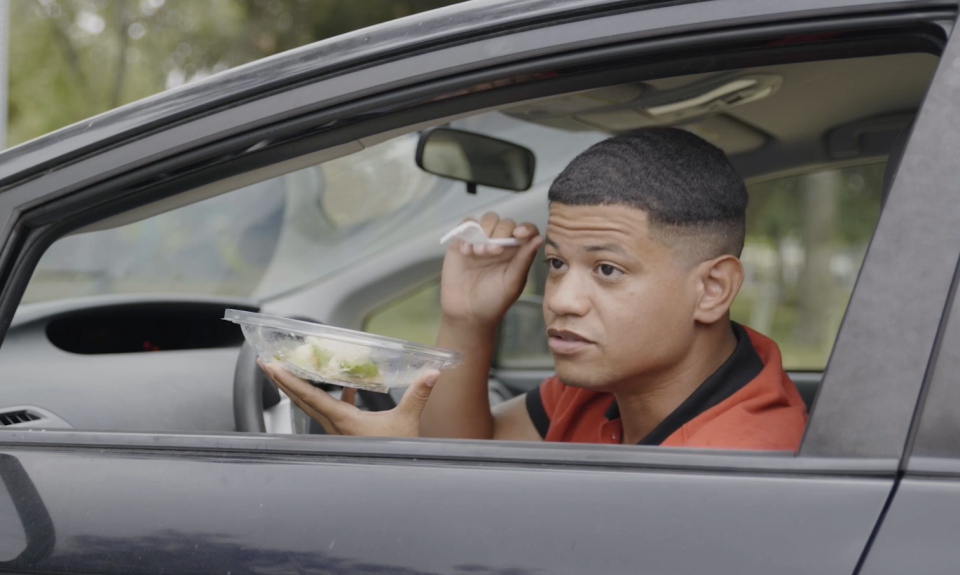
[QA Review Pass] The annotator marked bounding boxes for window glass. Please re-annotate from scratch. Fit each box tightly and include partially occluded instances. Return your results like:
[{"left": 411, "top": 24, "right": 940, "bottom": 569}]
[
  {"left": 366, "top": 164, "right": 886, "bottom": 373},
  {"left": 20, "top": 135, "right": 471, "bottom": 303},
  {"left": 20, "top": 112, "right": 606, "bottom": 305},
  {"left": 365, "top": 283, "right": 444, "bottom": 346},
  {"left": 734, "top": 164, "right": 884, "bottom": 370}
]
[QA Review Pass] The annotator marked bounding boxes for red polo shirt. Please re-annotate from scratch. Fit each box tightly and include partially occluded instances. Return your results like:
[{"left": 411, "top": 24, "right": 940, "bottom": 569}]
[{"left": 524, "top": 323, "right": 808, "bottom": 450}]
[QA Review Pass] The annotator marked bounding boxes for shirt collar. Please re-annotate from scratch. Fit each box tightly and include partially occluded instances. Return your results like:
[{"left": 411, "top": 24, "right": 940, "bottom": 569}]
[{"left": 603, "top": 322, "right": 764, "bottom": 445}]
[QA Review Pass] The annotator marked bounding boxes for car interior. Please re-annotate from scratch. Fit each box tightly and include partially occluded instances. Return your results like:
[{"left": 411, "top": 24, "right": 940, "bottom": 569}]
[{"left": 0, "top": 34, "right": 942, "bottom": 439}]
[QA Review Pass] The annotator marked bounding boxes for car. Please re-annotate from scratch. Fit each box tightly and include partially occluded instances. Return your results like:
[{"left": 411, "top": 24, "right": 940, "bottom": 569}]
[{"left": 1, "top": 0, "right": 960, "bottom": 573}]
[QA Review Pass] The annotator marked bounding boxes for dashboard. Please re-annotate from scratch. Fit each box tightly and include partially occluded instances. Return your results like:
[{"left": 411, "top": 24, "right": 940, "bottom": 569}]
[{"left": 0, "top": 296, "right": 258, "bottom": 432}]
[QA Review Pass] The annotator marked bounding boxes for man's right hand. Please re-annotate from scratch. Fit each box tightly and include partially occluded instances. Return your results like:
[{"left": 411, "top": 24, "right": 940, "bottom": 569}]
[{"left": 440, "top": 212, "right": 543, "bottom": 328}]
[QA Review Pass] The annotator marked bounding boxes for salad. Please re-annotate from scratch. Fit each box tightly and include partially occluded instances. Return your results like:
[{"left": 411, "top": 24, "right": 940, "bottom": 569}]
[
  {"left": 224, "top": 309, "right": 462, "bottom": 393},
  {"left": 284, "top": 337, "right": 384, "bottom": 385}
]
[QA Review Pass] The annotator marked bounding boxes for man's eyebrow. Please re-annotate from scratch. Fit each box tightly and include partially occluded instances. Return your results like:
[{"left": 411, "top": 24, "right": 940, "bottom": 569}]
[
  {"left": 584, "top": 243, "right": 626, "bottom": 255},
  {"left": 544, "top": 237, "right": 628, "bottom": 255}
]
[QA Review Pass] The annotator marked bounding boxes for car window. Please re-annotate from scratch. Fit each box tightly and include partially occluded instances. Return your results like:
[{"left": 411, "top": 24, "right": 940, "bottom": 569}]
[
  {"left": 366, "top": 164, "right": 885, "bottom": 372},
  {"left": 365, "top": 282, "right": 444, "bottom": 346},
  {"left": 21, "top": 135, "right": 462, "bottom": 303},
  {"left": 18, "top": 112, "right": 606, "bottom": 306},
  {"left": 735, "top": 164, "right": 884, "bottom": 370}
]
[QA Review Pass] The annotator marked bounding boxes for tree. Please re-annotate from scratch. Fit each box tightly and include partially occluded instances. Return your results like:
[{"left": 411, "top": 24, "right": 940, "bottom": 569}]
[{"left": 6, "top": 0, "right": 463, "bottom": 148}]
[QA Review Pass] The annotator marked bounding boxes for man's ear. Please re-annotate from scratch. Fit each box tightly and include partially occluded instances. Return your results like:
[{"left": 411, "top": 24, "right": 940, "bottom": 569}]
[{"left": 692, "top": 255, "right": 744, "bottom": 324}]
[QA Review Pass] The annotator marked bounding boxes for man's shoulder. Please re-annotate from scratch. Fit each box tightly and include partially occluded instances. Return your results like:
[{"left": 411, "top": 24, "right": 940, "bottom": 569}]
[{"left": 668, "top": 327, "right": 809, "bottom": 451}]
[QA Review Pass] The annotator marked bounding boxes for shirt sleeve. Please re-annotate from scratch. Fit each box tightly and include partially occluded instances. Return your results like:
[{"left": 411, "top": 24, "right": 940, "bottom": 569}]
[{"left": 524, "top": 376, "right": 564, "bottom": 439}]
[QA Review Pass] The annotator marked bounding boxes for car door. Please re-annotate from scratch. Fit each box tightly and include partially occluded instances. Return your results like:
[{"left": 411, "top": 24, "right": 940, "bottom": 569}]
[
  {"left": 0, "top": 1, "right": 956, "bottom": 574},
  {"left": 859, "top": 278, "right": 960, "bottom": 574}
]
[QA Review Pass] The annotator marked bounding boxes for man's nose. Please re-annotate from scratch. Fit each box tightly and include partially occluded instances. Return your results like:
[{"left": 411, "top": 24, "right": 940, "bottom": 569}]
[{"left": 545, "top": 272, "right": 590, "bottom": 317}]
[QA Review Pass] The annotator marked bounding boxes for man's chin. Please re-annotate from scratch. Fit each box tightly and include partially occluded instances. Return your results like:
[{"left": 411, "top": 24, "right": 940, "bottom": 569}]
[{"left": 554, "top": 366, "right": 613, "bottom": 391}]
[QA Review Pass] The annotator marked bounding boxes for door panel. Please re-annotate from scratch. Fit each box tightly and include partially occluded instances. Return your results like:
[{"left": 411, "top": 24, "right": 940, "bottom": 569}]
[
  {"left": 0, "top": 445, "right": 890, "bottom": 575},
  {"left": 859, "top": 477, "right": 960, "bottom": 575}
]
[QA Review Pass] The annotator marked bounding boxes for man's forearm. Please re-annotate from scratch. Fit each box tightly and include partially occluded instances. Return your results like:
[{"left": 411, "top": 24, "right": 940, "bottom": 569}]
[{"left": 419, "top": 315, "right": 497, "bottom": 439}]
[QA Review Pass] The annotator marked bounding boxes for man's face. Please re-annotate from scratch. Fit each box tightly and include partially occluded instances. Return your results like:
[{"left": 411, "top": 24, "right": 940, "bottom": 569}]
[{"left": 542, "top": 203, "right": 700, "bottom": 392}]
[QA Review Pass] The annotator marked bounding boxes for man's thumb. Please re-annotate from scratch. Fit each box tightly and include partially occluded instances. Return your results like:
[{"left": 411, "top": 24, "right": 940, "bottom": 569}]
[{"left": 397, "top": 370, "right": 440, "bottom": 415}]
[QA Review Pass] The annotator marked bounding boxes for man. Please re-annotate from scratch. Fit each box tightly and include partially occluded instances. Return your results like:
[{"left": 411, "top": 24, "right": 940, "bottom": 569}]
[{"left": 260, "top": 128, "right": 808, "bottom": 449}]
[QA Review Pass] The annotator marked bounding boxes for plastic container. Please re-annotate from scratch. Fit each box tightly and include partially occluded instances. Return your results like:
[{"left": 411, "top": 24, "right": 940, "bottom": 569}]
[{"left": 224, "top": 309, "right": 462, "bottom": 393}]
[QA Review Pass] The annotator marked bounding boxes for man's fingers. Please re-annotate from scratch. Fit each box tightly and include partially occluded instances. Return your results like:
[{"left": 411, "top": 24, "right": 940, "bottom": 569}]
[
  {"left": 396, "top": 370, "right": 440, "bottom": 416},
  {"left": 272, "top": 377, "right": 339, "bottom": 433},
  {"left": 491, "top": 218, "right": 516, "bottom": 239},
  {"left": 265, "top": 363, "right": 359, "bottom": 425},
  {"left": 478, "top": 212, "right": 500, "bottom": 235},
  {"left": 513, "top": 223, "right": 539, "bottom": 240},
  {"left": 506, "top": 234, "right": 544, "bottom": 283}
]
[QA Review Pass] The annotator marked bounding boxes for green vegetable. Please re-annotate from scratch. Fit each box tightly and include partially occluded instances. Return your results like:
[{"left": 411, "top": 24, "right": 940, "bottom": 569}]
[
  {"left": 312, "top": 345, "right": 332, "bottom": 369},
  {"left": 341, "top": 361, "right": 380, "bottom": 380}
]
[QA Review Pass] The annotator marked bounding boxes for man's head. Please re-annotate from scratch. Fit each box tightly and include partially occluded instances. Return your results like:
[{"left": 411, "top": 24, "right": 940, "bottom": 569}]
[{"left": 542, "top": 128, "right": 747, "bottom": 391}]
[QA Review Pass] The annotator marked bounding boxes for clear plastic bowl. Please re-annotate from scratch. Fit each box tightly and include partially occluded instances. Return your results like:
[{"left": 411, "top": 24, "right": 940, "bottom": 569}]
[{"left": 224, "top": 309, "right": 462, "bottom": 393}]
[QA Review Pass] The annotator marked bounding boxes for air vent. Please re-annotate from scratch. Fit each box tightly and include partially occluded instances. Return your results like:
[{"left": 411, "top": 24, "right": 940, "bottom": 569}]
[{"left": 0, "top": 410, "right": 40, "bottom": 426}]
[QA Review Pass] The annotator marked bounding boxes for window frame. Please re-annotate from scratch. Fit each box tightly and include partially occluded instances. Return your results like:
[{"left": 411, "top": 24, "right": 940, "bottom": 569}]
[{"left": 903, "top": 258, "right": 960, "bottom": 474}]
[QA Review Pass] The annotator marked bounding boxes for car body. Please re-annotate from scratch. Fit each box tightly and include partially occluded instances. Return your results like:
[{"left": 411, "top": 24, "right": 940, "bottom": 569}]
[{"left": 1, "top": 0, "right": 960, "bottom": 573}]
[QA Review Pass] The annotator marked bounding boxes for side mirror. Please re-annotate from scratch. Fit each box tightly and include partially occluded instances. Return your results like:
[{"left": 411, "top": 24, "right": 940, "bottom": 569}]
[
  {"left": 416, "top": 128, "right": 536, "bottom": 193},
  {"left": 494, "top": 296, "right": 553, "bottom": 370}
]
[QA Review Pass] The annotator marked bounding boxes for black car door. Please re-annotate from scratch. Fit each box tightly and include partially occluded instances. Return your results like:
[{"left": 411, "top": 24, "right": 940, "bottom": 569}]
[{"left": 0, "top": 1, "right": 956, "bottom": 574}]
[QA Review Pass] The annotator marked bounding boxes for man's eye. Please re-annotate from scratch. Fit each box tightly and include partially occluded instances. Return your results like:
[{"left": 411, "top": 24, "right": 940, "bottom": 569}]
[
  {"left": 598, "top": 264, "right": 620, "bottom": 277},
  {"left": 546, "top": 257, "right": 564, "bottom": 270}
]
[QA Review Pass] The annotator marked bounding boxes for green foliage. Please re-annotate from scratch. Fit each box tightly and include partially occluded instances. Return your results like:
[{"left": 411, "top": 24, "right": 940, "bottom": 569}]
[
  {"left": 745, "top": 163, "right": 883, "bottom": 247},
  {"left": 7, "top": 0, "right": 464, "bottom": 147}
]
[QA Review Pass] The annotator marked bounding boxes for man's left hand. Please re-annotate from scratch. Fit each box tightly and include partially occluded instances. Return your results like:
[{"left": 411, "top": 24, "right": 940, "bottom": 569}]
[{"left": 258, "top": 359, "right": 440, "bottom": 437}]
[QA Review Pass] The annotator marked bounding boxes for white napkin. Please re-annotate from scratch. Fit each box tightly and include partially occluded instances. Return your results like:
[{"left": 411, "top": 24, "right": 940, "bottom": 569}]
[{"left": 440, "top": 221, "right": 521, "bottom": 246}]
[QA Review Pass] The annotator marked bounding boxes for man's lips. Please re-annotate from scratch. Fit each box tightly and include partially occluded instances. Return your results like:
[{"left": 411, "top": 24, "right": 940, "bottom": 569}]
[{"left": 547, "top": 328, "right": 593, "bottom": 354}]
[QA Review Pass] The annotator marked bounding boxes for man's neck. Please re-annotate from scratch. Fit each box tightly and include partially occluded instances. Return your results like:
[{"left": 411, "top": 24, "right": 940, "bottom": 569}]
[{"left": 615, "top": 322, "right": 738, "bottom": 445}]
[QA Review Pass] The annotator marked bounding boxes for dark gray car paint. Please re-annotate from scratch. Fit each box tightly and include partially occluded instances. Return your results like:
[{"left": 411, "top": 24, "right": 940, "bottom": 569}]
[
  {"left": 859, "top": 477, "right": 960, "bottom": 575},
  {"left": 902, "top": 247, "right": 960, "bottom": 459},
  {"left": 0, "top": 444, "right": 891, "bottom": 575},
  {"left": 0, "top": 0, "right": 957, "bottom": 573}
]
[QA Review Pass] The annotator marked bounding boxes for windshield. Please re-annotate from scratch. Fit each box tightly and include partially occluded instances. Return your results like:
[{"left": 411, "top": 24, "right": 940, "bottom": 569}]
[{"left": 20, "top": 112, "right": 606, "bottom": 304}]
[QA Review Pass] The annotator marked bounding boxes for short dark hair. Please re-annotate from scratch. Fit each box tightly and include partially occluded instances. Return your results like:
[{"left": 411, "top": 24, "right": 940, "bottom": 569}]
[{"left": 547, "top": 128, "right": 747, "bottom": 262}]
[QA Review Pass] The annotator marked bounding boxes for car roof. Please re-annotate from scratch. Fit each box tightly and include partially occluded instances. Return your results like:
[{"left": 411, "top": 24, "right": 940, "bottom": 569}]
[{"left": 0, "top": 0, "right": 663, "bottom": 187}]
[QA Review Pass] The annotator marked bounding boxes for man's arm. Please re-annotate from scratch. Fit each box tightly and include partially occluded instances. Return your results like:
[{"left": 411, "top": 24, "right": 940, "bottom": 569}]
[
  {"left": 419, "top": 316, "right": 496, "bottom": 439},
  {"left": 420, "top": 317, "right": 542, "bottom": 441},
  {"left": 259, "top": 212, "right": 544, "bottom": 440},
  {"left": 419, "top": 213, "right": 544, "bottom": 440},
  {"left": 491, "top": 395, "right": 542, "bottom": 441}
]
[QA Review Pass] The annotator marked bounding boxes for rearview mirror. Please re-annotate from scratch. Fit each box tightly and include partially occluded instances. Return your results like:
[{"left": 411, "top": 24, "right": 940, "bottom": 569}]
[{"left": 416, "top": 128, "right": 536, "bottom": 193}]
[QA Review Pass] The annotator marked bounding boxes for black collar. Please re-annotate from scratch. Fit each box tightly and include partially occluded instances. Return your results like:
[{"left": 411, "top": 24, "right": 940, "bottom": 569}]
[{"left": 604, "top": 322, "right": 763, "bottom": 445}]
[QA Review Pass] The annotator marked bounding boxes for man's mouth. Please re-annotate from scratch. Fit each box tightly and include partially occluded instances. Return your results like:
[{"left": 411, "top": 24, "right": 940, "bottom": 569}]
[{"left": 547, "top": 328, "right": 593, "bottom": 355}]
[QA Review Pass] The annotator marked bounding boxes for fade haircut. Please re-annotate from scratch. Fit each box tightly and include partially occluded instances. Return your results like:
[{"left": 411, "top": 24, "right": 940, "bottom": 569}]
[{"left": 547, "top": 128, "right": 748, "bottom": 264}]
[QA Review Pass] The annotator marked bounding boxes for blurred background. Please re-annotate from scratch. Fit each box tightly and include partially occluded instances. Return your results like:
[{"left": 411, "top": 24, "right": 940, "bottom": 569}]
[{"left": 3, "top": 0, "right": 464, "bottom": 148}]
